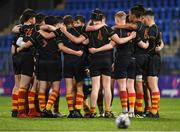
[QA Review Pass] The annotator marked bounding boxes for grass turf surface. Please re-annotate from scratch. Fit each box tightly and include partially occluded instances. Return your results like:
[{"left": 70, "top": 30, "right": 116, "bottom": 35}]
[{"left": 0, "top": 97, "right": 180, "bottom": 131}]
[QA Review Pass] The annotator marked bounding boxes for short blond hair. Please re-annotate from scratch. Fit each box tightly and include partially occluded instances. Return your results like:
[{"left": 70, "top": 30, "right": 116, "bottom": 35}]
[{"left": 115, "top": 11, "right": 126, "bottom": 20}]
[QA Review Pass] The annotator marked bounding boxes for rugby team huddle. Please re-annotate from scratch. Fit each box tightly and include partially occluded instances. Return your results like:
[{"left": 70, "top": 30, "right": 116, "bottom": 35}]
[{"left": 11, "top": 4, "right": 164, "bottom": 118}]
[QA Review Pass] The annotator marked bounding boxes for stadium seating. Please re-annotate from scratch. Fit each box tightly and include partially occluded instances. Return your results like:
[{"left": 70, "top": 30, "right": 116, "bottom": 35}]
[
  {"left": 163, "top": 56, "right": 180, "bottom": 71},
  {"left": 0, "top": 0, "right": 179, "bottom": 73},
  {"left": 39, "top": 0, "right": 179, "bottom": 45},
  {"left": 0, "top": 35, "right": 12, "bottom": 73}
]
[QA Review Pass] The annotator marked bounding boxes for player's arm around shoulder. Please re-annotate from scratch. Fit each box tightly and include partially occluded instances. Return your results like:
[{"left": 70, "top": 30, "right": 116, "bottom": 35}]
[
  {"left": 58, "top": 42, "right": 83, "bottom": 57},
  {"left": 111, "top": 31, "right": 136, "bottom": 44},
  {"left": 85, "top": 20, "right": 106, "bottom": 32},
  {"left": 61, "top": 25, "right": 86, "bottom": 44},
  {"left": 89, "top": 40, "right": 115, "bottom": 54}
]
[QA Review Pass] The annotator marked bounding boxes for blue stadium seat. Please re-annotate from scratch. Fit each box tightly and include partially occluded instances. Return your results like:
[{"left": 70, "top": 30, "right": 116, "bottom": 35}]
[
  {"left": 177, "top": 0, "right": 180, "bottom": 6},
  {"left": 175, "top": 8, "right": 180, "bottom": 18},
  {"left": 162, "top": 32, "right": 170, "bottom": 45},
  {"left": 157, "top": 20, "right": 163, "bottom": 31},
  {"left": 2, "top": 0, "right": 180, "bottom": 76},
  {"left": 164, "top": 20, "right": 170, "bottom": 32},
  {"left": 3, "top": 0, "right": 180, "bottom": 50}
]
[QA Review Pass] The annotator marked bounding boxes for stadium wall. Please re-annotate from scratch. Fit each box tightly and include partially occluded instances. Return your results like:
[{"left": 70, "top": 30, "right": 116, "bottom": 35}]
[{"left": 0, "top": 75, "right": 180, "bottom": 98}]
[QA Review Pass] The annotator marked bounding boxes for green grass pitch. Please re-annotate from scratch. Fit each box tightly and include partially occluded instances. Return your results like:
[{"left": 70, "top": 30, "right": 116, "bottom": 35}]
[{"left": 0, "top": 97, "right": 180, "bottom": 131}]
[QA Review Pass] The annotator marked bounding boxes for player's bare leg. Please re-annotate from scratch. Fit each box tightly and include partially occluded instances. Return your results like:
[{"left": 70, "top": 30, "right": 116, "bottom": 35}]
[
  {"left": 97, "top": 80, "right": 104, "bottom": 117},
  {"left": 90, "top": 76, "right": 101, "bottom": 117},
  {"left": 117, "top": 79, "right": 128, "bottom": 114},
  {"left": 38, "top": 81, "right": 47, "bottom": 117},
  {"left": 147, "top": 76, "right": 160, "bottom": 118},
  {"left": 74, "top": 81, "right": 84, "bottom": 118},
  {"left": 143, "top": 81, "right": 151, "bottom": 116},
  {"left": 28, "top": 76, "right": 41, "bottom": 117},
  {"left": 44, "top": 81, "right": 60, "bottom": 117},
  {"left": 17, "top": 75, "right": 32, "bottom": 118},
  {"left": 11, "top": 75, "right": 20, "bottom": 117},
  {"left": 65, "top": 78, "right": 75, "bottom": 118},
  {"left": 135, "top": 75, "right": 144, "bottom": 117},
  {"left": 102, "top": 74, "right": 113, "bottom": 118},
  {"left": 127, "top": 79, "right": 136, "bottom": 118}
]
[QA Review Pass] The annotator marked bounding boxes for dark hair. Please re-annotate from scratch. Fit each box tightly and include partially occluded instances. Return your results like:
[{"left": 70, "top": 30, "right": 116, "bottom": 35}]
[
  {"left": 63, "top": 15, "right": 74, "bottom": 26},
  {"left": 130, "top": 4, "right": 145, "bottom": 18},
  {"left": 75, "top": 15, "right": 85, "bottom": 23},
  {"left": 45, "top": 16, "right": 58, "bottom": 25},
  {"left": 35, "top": 13, "right": 46, "bottom": 24},
  {"left": 21, "top": 9, "right": 36, "bottom": 22},
  {"left": 135, "top": 4, "right": 145, "bottom": 12},
  {"left": 143, "top": 9, "right": 155, "bottom": 16},
  {"left": 56, "top": 16, "right": 63, "bottom": 24},
  {"left": 91, "top": 8, "right": 104, "bottom": 21}
]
